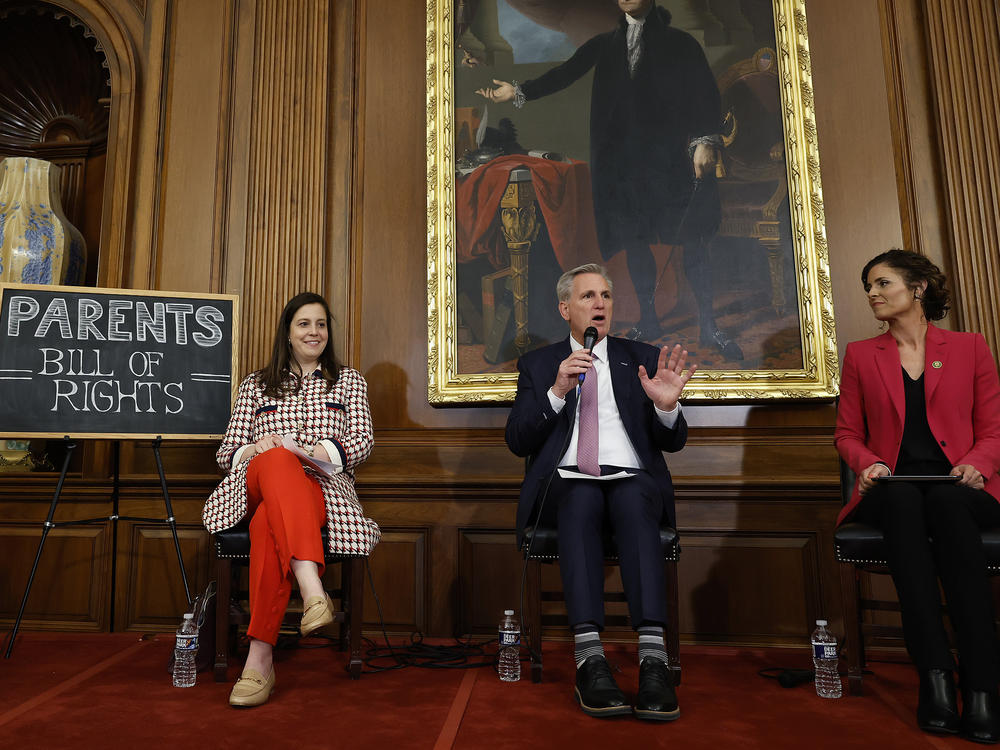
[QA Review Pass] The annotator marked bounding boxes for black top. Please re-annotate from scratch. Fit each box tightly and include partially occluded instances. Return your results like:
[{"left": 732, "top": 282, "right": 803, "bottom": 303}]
[{"left": 895, "top": 367, "right": 951, "bottom": 475}]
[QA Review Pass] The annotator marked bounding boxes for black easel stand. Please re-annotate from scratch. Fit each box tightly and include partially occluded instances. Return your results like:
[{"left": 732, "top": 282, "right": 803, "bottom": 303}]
[{"left": 5, "top": 436, "right": 192, "bottom": 658}]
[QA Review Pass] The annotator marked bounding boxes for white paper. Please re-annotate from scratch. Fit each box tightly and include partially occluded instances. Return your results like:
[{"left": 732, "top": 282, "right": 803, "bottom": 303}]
[
  {"left": 281, "top": 434, "right": 337, "bottom": 477},
  {"left": 557, "top": 468, "right": 635, "bottom": 481}
]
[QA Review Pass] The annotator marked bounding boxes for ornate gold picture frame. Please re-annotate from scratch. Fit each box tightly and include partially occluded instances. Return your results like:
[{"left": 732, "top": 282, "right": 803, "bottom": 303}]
[{"left": 427, "top": 0, "right": 837, "bottom": 403}]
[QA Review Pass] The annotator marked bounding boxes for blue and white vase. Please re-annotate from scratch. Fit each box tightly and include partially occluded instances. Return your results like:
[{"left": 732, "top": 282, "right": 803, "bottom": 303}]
[{"left": 0, "top": 156, "right": 86, "bottom": 285}]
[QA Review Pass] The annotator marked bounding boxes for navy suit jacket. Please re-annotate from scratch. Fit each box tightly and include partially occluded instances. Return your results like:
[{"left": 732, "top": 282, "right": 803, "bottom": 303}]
[{"left": 505, "top": 335, "right": 687, "bottom": 538}]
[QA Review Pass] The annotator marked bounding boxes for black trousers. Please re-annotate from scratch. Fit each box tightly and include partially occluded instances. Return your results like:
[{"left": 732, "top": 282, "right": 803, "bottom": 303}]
[
  {"left": 625, "top": 240, "right": 714, "bottom": 329},
  {"left": 855, "top": 481, "right": 1000, "bottom": 689},
  {"left": 554, "top": 468, "right": 666, "bottom": 630}
]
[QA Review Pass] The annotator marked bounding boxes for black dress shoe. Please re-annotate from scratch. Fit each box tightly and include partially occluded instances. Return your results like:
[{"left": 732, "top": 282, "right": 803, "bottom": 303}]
[
  {"left": 700, "top": 328, "right": 744, "bottom": 360},
  {"left": 626, "top": 318, "right": 663, "bottom": 343},
  {"left": 962, "top": 689, "right": 1000, "bottom": 744},
  {"left": 917, "top": 669, "right": 959, "bottom": 735},
  {"left": 633, "top": 657, "right": 680, "bottom": 722},
  {"left": 574, "top": 655, "right": 631, "bottom": 718}
]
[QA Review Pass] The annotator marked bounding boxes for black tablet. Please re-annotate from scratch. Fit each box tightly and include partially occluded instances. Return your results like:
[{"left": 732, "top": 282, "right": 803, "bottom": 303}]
[{"left": 875, "top": 475, "right": 960, "bottom": 483}]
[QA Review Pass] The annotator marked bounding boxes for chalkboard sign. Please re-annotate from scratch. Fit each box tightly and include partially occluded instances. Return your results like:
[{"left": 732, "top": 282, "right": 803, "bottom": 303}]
[{"left": 0, "top": 283, "right": 239, "bottom": 439}]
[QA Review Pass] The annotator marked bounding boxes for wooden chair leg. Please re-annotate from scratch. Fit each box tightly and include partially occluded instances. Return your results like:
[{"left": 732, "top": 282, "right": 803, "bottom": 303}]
[
  {"left": 346, "top": 557, "right": 364, "bottom": 679},
  {"left": 665, "top": 558, "right": 681, "bottom": 686},
  {"left": 526, "top": 558, "right": 543, "bottom": 683},
  {"left": 214, "top": 553, "right": 231, "bottom": 682},
  {"left": 839, "top": 562, "right": 864, "bottom": 696},
  {"left": 333, "top": 564, "right": 348, "bottom": 653}
]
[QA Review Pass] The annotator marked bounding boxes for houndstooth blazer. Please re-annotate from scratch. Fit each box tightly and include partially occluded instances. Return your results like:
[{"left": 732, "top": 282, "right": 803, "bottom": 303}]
[{"left": 202, "top": 367, "right": 380, "bottom": 556}]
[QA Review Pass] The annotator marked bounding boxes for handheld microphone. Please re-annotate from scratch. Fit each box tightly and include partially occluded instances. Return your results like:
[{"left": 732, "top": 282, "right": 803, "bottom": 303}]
[{"left": 578, "top": 326, "right": 599, "bottom": 384}]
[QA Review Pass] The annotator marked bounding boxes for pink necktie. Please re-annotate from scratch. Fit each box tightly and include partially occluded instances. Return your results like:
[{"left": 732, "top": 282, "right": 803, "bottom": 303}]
[{"left": 576, "top": 354, "right": 600, "bottom": 476}]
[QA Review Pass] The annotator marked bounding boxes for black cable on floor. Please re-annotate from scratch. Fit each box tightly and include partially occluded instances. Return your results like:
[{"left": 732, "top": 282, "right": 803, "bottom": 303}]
[
  {"left": 357, "top": 558, "right": 498, "bottom": 673},
  {"left": 245, "top": 560, "right": 503, "bottom": 673},
  {"left": 757, "top": 643, "right": 871, "bottom": 687}
]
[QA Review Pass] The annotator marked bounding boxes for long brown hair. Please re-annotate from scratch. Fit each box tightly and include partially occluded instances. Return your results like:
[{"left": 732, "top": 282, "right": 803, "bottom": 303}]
[{"left": 256, "top": 292, "right": 341, "bottom": 398}]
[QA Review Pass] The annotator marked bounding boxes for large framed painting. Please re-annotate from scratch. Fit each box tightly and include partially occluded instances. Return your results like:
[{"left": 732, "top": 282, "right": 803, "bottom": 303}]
[{"left": 427, "top": 0, "right": 838, "bottom": 403}]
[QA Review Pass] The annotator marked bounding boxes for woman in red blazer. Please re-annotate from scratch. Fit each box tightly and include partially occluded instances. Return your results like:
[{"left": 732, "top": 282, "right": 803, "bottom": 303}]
[{"left": 835, "top": 249, "right": 1000, "bottom": 742}]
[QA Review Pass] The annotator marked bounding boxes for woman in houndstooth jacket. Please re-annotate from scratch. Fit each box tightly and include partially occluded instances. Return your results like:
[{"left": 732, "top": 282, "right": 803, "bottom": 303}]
[{"left": 203, "top": 292, "right": 379, "bottom": 707}]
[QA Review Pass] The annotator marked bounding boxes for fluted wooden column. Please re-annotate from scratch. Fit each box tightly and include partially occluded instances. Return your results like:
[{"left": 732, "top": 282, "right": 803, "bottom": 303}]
[
  {"left": 925, "top": 0, "right": 1000, "bottom": 353},
  {"left": 241, "top": 0, "right": 331, "bottom": 374}
]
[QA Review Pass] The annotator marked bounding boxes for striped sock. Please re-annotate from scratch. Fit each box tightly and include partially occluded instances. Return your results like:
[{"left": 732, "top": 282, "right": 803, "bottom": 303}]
[
  {"left": 573, "top": 624, "right": 604, "bottom": 669},
  {"left": 637, "top": 624, "right": 669, "bottom": 665}
]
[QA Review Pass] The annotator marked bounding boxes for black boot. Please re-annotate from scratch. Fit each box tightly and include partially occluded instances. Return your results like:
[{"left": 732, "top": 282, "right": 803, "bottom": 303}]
[
  {"left": 700, "top": 327, "right": 743, "bottom": 360},
  {"left": 962, "top": 689, "right": 1000, "bottom": 744},
  {"left": 917, "top": 669, "right": 959, "bottom": 734},
  {"left": 626, "top": 315, "right": 662, "bottom": 343}
]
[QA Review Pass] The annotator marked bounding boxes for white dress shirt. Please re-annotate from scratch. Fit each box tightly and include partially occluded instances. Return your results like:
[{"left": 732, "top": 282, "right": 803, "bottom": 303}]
[{"left": 547, "top": 336, "right": 681, "bottom": 470}]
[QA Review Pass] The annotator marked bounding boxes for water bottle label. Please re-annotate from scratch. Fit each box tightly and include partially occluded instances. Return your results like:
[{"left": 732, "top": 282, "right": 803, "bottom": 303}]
[
  {"left": 812, "top": 642, "right": 836, "bottom": 660},
  {"left": 499, "top": 631, "right": 520, "bottom": 648},
  {"left": 176, "top": 634, "right": 198, "bottom": 651}
]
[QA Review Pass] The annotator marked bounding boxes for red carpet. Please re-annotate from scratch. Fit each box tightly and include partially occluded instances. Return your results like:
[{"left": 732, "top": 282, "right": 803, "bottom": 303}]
[{"left": 0, "top": 633, "right": 967, "bottom": 749}]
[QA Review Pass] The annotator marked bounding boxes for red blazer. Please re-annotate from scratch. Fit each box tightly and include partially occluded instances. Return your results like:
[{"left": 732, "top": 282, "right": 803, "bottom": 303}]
[{"left": 834, "top": 324, "right": 1000, "bottom": 525}]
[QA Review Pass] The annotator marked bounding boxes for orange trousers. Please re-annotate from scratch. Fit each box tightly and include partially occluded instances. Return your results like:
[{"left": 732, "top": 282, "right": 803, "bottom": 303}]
[{"left": 245, "top": 447, "right": 326, "bottom": 645}]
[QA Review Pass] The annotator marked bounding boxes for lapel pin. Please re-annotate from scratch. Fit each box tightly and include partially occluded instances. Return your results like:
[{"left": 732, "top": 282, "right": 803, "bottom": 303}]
[{"left": 931, "top": 360, "right": 943, "bottom": 369}]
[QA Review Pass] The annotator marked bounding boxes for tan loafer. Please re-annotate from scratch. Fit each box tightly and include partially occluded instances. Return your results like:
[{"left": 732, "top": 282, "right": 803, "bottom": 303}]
[
  {"left": 300, "top": 593, "right": 334, "bottom": 637},
  {"left": 229, "top": 667, "right": 275, "bottom": 708}
]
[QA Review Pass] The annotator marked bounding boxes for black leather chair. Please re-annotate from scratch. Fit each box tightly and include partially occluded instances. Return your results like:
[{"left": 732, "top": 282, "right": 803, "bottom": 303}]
[
  {"left": 834, "top": 461, "right": 1000, "bottom": 695},
  {"left": 522, "top": 522, "right": 681, "bottom": 685},
  {"left": 212, "top": 520, "right": 365, "bottom": 681}
]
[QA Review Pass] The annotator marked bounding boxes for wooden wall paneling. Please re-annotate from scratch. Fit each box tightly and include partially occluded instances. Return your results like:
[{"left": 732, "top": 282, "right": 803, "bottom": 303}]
[
  {"left": 427, "top": 520, "right": 460, "bottom": 636},
  {"left": 677, "top": 495, "right": 843, "bottom": 639},
  {"left": 362, "top": 528, "right": 427, "bottom": 633},
  {"left": 330, "top": 0, "right": 362, "bottom": 365},
  {"left": 82, "top": 152, "right": 108, "bottom": 286},
  {"left": 0, "top": 520, "right": 110, "bottom": 632},
  {"left": 0, "top": 477, "right": 215, "bottom": 634},
  {"left": 925, "top": 0, "right": 1000, "bottom": 352},
  {"left": 876, "top": 0, "right": 951, "bottom": 275},
  {"left": 207, "top": 0, "right": 240, "bottom": 295},
  {"left": 220, "top": 0, "right": 256, "bottom": 302},
  {"left": 154, "top": 0, "right": 229, "bottom": 293},
  {"left": 116, "top": 521, "right": 210, "bottom": 630},
  {"left": 128, "top": 0, "right": 171, "bottom": 291},
  {"left": 806, "top": 0, "right": 905, "bottom": 360},
  {"left": 457, "top": 529, "right": 521, "bottom": 635},
  {"left": 236, "top": 0, "right": 334, "bottom": 377},
  {"left": 120, "top": 439, "right": 222, "bottom": 480},
  {"left": 361, "top": 493, "right": 521, "bottom": 637},
  {"left": 677, "top": 532, "right": 821, "bottom": 645}
]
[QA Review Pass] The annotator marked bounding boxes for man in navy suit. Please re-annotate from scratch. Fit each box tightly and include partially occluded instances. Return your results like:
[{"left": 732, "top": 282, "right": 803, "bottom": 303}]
[{"left": 505, "top": 263, "right": 697, "bottom": 721}]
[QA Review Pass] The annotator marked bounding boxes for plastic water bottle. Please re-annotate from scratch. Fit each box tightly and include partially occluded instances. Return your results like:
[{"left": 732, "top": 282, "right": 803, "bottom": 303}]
[
  {"left": 811, "top": 619, "right": 841, "bottom": 698},
  {"left": 498, "top": 609, "right": 521, "bottom": 682},
  {"left": 172, "top": 613, "right": 198, "bottom": 688}
]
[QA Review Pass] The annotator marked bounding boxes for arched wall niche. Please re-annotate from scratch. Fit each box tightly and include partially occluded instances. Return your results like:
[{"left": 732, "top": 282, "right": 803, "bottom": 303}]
[{"left": 0, "top": 0, "right": 142, "bottom": 288}]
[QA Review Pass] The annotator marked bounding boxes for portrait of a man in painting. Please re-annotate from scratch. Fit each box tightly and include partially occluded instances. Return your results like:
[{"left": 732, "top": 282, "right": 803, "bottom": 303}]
[{"left": 450, "top": 0, "right": 800, "bottom": 377}]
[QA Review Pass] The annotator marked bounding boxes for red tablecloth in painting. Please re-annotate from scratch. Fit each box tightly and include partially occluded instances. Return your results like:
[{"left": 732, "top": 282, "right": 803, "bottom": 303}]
[{"left": 455, "top": 155, "right": 600, "bottom": 270}]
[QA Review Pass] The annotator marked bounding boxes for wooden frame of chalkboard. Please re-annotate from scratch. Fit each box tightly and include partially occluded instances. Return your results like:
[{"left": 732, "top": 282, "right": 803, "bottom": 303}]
[{"left": 0, "top": 283, "right": 240, "bottom": 439}]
